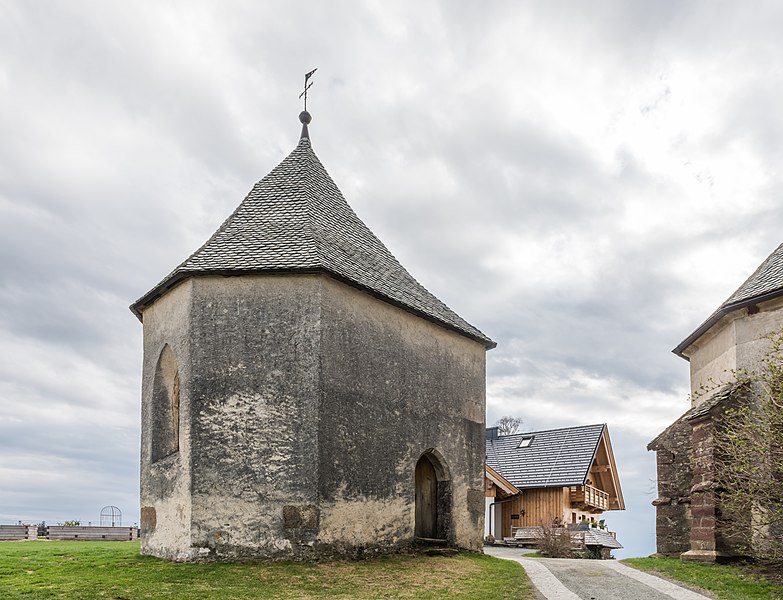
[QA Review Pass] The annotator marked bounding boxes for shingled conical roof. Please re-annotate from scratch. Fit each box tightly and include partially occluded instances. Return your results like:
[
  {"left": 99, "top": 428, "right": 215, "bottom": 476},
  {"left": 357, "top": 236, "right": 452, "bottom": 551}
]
[
  {"left": 674, "top": 242, "right": 783, "bottom": 357},
  {"left": 131, "top": 116, "right": 494, "bottom": 348}
]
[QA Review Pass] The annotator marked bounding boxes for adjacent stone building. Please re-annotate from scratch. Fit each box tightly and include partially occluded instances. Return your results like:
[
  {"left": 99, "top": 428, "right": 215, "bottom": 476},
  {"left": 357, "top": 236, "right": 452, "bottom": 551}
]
[
  {"left": 649, "top": 242, "right": 783, "bottom": 561},
  {"left": 130, "top": 112, "right": 495, "bottom": 560}
]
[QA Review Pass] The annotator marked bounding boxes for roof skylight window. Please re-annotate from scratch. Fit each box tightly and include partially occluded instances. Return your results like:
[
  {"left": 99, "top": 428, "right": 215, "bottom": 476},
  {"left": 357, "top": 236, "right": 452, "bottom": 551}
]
[{"left": 517, "top": 436, "right": 534, "bottom": 448}]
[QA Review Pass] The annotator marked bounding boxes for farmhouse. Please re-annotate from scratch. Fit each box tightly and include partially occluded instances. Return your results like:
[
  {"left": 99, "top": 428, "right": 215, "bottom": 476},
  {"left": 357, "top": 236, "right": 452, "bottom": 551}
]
[
  {"left": 484, "top": 424, "right": 624, "bottom": 544},
  {"left": 130, "top": 111, "right": 495, "bottom": 560},
  {"left": 649, "top": 242, "right": 783, "bottom": 561}
]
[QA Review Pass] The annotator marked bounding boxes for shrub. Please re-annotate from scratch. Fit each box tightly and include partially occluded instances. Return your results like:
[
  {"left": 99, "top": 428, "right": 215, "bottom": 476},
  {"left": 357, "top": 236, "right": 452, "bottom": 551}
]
[
  {"left": 538, "top": 521, "right": 573, "bottom": 558},
  {"left": 714, "top": 332, "right": 783, "bottom": 562}
]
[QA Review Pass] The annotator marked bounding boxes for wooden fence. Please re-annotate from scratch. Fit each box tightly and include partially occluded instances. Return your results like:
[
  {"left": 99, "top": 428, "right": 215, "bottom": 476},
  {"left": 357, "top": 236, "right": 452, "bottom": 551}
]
[
  {"left": 0, "top": 525, "right": 36, "bottom": 540},
  {"left": 0, "top": 525, "right": 139, "bottom": 541},
  {"left": 47, "top": 526, "right": 139, "bottom": 541}
]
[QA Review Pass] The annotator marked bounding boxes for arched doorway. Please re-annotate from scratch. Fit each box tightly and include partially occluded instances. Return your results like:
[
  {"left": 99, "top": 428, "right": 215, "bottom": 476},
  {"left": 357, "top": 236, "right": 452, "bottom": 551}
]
[
  {"left": 415, "top": 450, "right": 452, "bottom": 541},
  {"left": 415, "top": 455, "right": 437, "bottom": 538}
]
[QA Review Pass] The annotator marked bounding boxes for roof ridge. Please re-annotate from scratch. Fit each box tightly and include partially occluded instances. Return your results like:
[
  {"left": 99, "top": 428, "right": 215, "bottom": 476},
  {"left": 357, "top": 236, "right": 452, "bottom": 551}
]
[
  {"left": 185, "top": 138, "right": 319, "bottom": 273},
  {"left": 497, "top": 423, "right": 604, "bottom": 439},
  {"left": 299, "top": 139, "right": 321, "bottom": 264}
]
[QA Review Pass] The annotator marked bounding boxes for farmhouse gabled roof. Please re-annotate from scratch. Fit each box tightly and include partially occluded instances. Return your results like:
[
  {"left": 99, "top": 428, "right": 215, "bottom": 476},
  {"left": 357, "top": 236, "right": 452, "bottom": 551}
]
[
  {"left": 485, "top": 464, "right": 520, "bottom": 496},
  {"left": 485, "top": 424, "right": 605, "bottom": 489},
  {"left": 674, "top": 242, "right": 783, "bottom": 358},
  {"left": 130, "top": 114, "right": 495, "bottom": 349}
]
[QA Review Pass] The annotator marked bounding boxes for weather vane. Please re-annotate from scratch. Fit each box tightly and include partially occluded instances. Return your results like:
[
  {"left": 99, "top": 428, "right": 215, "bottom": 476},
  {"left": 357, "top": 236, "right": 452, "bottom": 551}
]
[{"left": 299, "top": 68, "right": 317, "bottom": 111}]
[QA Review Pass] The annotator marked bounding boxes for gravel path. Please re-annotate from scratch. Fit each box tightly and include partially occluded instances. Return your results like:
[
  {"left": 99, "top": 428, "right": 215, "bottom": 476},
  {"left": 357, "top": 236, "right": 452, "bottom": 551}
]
[{"left": 484, "top": 546, "right": 714, "bottom": 600}]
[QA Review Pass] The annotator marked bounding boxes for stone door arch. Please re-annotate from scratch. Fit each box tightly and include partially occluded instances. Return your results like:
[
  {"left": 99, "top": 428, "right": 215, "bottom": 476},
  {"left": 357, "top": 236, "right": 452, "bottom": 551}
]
[{"left": 414, "top": 450, "right": 452, "bottom": 541}]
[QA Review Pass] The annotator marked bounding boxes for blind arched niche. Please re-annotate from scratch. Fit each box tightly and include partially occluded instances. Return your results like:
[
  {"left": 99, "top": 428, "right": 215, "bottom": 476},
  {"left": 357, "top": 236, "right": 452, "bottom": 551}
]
[{"left": 151, "top": 344, "right": 180, "bottom": 462}]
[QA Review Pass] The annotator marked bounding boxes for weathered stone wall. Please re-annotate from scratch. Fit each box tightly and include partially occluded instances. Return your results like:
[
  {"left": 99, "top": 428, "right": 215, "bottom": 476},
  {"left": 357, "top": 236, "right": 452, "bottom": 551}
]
[
  {"left": 653, "top": 298, "right": 783, "bottom": 561},
  {"left": 683, "top": 412, "right": 748, "bottom": 561},
  {"left": 139, "top": 280, "right": 194, "bottom": 560},
  {"left": 186, "top": 275, "right": 323, "bottom": 560},
  {"left": 651, "top": 396, "right": 754, "bottom": 561},
  {"left": 649, "top": 418, "right": 692, "bottom": 557},
  {"left": 682, "top": 417, "right": 719, "bottom": 561},
  {"left": 317, "top": 277, "right": 487, "bottom": 555},
  {"left": 655, "top": 297, "right": 783, "bottom": 561},
  {"left": 140, "top": 273, "right": 488, "bottom": 560}
]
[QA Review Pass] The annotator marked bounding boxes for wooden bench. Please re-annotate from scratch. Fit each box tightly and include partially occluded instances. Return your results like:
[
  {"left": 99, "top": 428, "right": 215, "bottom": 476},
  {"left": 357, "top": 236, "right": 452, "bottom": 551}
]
[
  {"left": 513, "top": 526, "right": 584, "bottom": 549},
  {"left": 512, "top": 527, "right": 544, "bottom": 546}
]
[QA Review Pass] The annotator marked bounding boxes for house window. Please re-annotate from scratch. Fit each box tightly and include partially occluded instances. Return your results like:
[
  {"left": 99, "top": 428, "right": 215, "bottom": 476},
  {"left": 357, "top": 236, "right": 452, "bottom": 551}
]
[
  {"left": 517, "top": 436, "right": 534, "bottom": 448},
  {"left": 151, "top": 344, "right": 180, "bottom": 462}
]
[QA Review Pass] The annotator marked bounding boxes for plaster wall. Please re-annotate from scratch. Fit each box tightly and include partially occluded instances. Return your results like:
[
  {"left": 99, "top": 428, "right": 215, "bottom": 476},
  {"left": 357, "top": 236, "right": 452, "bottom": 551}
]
[
  {"left": 685, "top": 319, "right": 737, "bottom": 404},
  {"left": 481, "top": 500, "right": 504, "bottom": 539},
  {"left": 317, "top": 277, "right": 487, "bottom": 554},
  {"left": 139, "top": 281, "right": 194, "bottom": 560},
  {"left": 484, "top": 498, "right": 493, "bottom": 536},
  {"left": 686, "top": 297, "right": 783, "bottom": 405},
  {"left": 139, "top": 273, "right": 488, "bottom": 560},
  {"left": 734, "top": 296, "right": 783, "bottom": 368},
  {"left": 186, "top": 275, "right": 322, "bottom": 559}
]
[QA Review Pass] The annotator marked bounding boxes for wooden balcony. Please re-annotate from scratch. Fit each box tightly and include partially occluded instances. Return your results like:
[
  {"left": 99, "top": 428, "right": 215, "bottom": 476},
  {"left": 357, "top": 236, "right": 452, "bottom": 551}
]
[{"left": 570, "top": 484, "right": 609, "bottom": 512}]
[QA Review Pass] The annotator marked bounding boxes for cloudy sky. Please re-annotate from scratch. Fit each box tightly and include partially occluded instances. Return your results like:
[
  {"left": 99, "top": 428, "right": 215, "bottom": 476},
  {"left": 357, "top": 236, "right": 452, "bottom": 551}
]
[{"left": 2, "top": 0, "right": 783, "bottom": 558}]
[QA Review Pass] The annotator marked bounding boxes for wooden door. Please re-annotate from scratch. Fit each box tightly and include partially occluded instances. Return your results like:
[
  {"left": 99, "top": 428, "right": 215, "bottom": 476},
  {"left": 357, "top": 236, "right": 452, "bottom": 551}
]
[{"left": 415, "top": 455, "right": 437, "bottom": 538}]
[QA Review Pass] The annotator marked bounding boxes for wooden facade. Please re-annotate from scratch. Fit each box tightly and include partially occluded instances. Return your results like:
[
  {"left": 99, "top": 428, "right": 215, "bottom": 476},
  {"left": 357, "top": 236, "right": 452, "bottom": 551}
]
[
  {"left": 489, "top": 483, "right": 619, "bottom": 539},
  {"left": 501, "top": 488, "right": 565, "bottom": 532}
]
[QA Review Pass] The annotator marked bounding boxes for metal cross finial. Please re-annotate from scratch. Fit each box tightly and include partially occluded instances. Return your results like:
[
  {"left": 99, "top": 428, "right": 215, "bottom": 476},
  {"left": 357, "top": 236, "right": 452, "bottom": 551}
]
[{"left": 299, "top": 68, "right": 317, "bottom": 111}]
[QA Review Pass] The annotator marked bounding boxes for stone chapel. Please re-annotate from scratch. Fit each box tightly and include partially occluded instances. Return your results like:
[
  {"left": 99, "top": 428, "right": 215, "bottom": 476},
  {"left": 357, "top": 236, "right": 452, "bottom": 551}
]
[
  {"left": 649, "top": 242, "right": 783, "bottom": 561},
  {"left": 130, "top": 111, "right": 495, "bottom": 560}
]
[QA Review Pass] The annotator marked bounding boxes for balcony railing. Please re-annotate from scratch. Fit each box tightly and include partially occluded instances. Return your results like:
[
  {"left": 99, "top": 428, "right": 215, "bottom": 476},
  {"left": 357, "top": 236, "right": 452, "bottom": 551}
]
[{"left": 570, "top": 484, "right": 609, "bottom": 511}]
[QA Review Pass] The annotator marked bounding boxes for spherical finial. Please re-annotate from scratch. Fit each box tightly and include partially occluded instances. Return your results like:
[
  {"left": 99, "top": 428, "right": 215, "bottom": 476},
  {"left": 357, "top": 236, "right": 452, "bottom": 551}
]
[{"left": 299, "top": 110, "right": 312, "bottom": 125}]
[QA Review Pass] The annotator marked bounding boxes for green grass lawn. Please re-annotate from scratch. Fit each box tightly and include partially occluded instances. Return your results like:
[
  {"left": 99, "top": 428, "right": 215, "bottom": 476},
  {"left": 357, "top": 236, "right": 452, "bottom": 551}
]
[
  {"left": 0, "top": 540, "right": 533, "bottom": 600},
  {"left": 623, "top": 557, "right": 783, "bottom": 600}
]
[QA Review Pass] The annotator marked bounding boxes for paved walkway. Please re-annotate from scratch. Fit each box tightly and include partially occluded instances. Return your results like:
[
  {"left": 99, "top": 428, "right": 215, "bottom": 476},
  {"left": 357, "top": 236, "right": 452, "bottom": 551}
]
[{"left": 484, "top": 546, "right": 714, "bottom": 600}]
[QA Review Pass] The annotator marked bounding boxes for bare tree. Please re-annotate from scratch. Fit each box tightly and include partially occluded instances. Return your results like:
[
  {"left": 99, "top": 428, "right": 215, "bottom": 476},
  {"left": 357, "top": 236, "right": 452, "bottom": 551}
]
[
  {"left": 496, "top": 415, "right": 523, "bottom": 436},
  {"left": 714, "top": 332, "right": 783, "bottom": 562},
  {"left": 538, "top": 519, "right": 574, "bottom": 558}
]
